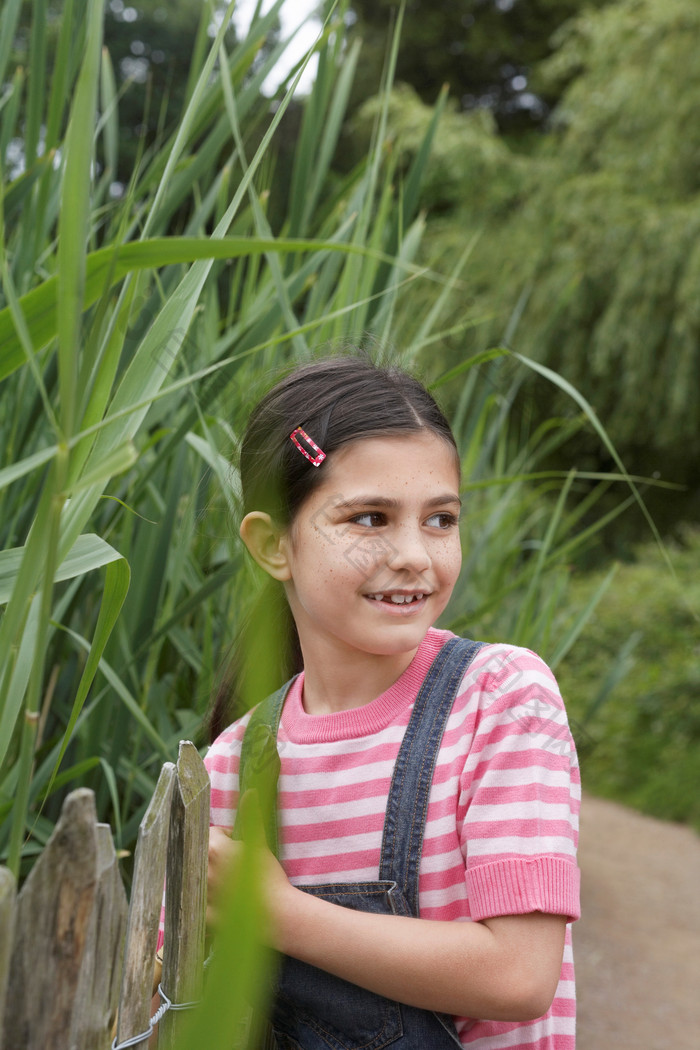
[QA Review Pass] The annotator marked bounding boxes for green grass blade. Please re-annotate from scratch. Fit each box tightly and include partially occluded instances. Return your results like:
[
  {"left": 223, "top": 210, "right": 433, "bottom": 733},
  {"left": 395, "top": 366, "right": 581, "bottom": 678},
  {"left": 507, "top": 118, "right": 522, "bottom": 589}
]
[
  {"left": 0, "top": 68, "right": 24, "bottom": 168},
  {"left": 510, "top": 349, "right": 678, "bottom": 580},
  {"left": 2, "top": 154, "right": 54, "bottom": 224},
  {"left": 57, "top": 0, "right": 104, "bottom": 438},
  {"left": 549, "top": 565, "right": 618, "bottom": 670},
  {"left": 35, "top": 758, "right": 101, "bottom": 802},
  {"left": 140, "top": 0, "right": 237, "bottom": 240},
  {"left": 429, "top": 348, "right": 508, "bottom": 390},
  {"left": 219, "top": 47, "right": 308, "bottom": 355},
  {"left": 99, "top": 43, "right": 119, "bottom": 185},
  {"left": 68, "top": 442, "right": 137, "bottom": 493},
  {"left": 0, "top": 533, "right": 126, "bottom": 605},
  {"left": 582, "top": 630, "right": 644, "bottom": 727},
  {"left": 23, "top": 0, "right": 48, "bottom": 168},
  {"left": 1, "top": 256, "right": 59, "bottom": 434},
  {"left": 0, "top": 595, "right": 40, "bottom": 775},
  {"left": 0, "top": 446, "right": 58, "bottom": 494},
  {"left": 172, "top": 800, "right": 273, "bottom": 1050},
  {"left": 0, "top": 0, "right": 23, "bottom": 89},
  {"left": 55, "top": 626, "right": 171, "bottom": 761},
  {"left": 98, "top": 757, "right": 123, "bottom": 844},
  {"left": 405, "top": 235, "right": 480, "bottom": 364},
  {"left": 400, "top": 83, "right": 449, "bottom": 227},
  {"left": 40, "top": 556, "right": 130, "bottom": 812},
  {"left": 289, "top": 21, "right": 358, "bottom": 237},
  {"left": 183, "top": 0, "right": 215, "bottom": 107},
  {"left": 44, "top": 0, "right": 77, "bottom": 151}
]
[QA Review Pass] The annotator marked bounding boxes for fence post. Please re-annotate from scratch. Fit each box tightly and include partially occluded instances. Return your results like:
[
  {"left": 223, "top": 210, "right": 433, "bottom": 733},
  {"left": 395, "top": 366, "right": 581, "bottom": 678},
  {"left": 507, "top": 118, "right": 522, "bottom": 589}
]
[
  {"left": 2, "top": 789, "right": 99, "bottom": 1050},
  {"left": 73, "top": 824, "right": 128, "bottom": 1050},
  {"left": 158, "top": 741, "right": 210, "bottom": 1049},
  {"left": 0, "top": 867, "right": 16, "bottom": 1050},
  {"left": 115, "top": 762, "right": 176, "bottom": 1048}
]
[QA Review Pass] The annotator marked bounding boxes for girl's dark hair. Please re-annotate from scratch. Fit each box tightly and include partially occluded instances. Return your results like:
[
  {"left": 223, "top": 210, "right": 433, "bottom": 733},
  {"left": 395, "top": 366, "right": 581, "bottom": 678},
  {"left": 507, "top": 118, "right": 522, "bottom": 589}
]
[{"left": 209, "top": 354, "right": 458, "bottom": 740}]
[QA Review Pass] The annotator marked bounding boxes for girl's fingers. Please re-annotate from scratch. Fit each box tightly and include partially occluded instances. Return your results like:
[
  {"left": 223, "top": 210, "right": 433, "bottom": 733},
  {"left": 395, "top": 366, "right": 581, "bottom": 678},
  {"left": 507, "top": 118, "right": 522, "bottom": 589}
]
[
  {"left": 208, "top": 825, "right": 233, "bottom": 862},
  {"left": 207, "top": 826, "right": 239, "bottom": 926},
  {"left": 206, "top": 818, "right": 294, "bottom": 947}
]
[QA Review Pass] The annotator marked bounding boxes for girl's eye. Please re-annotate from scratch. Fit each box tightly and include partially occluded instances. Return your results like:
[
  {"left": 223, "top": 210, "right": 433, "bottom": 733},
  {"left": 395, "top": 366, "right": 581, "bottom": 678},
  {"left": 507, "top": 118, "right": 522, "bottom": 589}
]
[
  {"left": 351, "top": 511, "right": 386, "bottom": 527},
  {"left": 425, "top": 512, "right": 459, "bottom": 529}
]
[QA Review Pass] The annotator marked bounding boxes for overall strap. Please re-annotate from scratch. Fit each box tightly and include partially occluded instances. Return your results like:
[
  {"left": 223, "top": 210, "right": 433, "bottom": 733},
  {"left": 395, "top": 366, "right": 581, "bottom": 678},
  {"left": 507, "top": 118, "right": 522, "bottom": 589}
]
[
  {"left": 236, "top": 677, "right": 297, "bottom": 856},
  {"left": 379, "top": 638, "right": 484, "bottom": 915}
]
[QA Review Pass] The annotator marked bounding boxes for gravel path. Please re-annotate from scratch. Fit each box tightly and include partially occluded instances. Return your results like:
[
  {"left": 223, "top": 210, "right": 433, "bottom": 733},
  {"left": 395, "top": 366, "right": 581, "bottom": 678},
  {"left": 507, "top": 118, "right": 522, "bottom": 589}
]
[{"left": 575, "top": 793, "right": 700, "bottom": 1049}]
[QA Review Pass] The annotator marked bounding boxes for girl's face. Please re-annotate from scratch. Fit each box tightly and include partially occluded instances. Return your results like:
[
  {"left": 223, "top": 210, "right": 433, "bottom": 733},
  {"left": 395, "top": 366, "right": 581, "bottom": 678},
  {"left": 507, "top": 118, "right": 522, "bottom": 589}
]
[{"left": 279, "top": 430, "right": 462, "bottom": 669}]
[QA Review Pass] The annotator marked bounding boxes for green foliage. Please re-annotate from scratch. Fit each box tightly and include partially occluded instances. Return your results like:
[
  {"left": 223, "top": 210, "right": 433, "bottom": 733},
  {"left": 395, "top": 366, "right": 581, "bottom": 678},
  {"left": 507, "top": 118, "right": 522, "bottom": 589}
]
[
  {"left": 539, "top": 0, "right": 700, "bottom": 198},
  {"left": 347, "top": 0, "right": 614, "bottom": 132},
  {"left": 557, "top": 528, "right": 700, "bottom": 829},
  {"left": 173, "top": 793, "right": 274, "bottom": 1050},
  {"left": 3, "top": 0, "right": 242, "bottom": 185},
  {"left": 101, "top": 0, "right": 239, "bottom": 183},
  {"left": 347, "top": 83, "right": 529, "bottom": 214},
  {"left": 377, "top": 0, "right": 700, "bottom": 520}
]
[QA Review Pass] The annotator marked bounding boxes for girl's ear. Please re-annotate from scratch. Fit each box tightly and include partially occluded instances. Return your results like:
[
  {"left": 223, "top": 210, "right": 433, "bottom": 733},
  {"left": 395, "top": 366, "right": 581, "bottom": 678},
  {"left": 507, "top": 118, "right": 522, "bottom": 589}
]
[{"left": 239, "top": 512, "right": 291, "bottom": 581}]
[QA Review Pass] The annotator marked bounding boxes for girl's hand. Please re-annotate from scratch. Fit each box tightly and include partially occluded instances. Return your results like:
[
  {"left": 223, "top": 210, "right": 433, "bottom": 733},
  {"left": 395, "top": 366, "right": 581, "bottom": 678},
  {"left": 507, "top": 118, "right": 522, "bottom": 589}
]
[
  {"left": 207, "top": 790, "right": 295, "bottom": 944},
  {"left": 207, "top": 825, "right": 241, "bottom": 931}
]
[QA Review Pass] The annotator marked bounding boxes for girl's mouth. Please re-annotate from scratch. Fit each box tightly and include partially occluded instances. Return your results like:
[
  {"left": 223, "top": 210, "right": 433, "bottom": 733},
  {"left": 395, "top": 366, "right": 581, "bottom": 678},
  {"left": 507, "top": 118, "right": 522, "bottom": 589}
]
[{"left": 365, "top": 592, "right": 426, "bottom": 605}]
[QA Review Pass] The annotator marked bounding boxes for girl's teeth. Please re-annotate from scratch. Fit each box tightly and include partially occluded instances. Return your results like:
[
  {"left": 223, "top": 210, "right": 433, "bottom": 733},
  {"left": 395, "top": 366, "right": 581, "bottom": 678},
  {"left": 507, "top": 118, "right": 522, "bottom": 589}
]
[{"left": 367, "top": 593, "right": 425, "bottom": 603}]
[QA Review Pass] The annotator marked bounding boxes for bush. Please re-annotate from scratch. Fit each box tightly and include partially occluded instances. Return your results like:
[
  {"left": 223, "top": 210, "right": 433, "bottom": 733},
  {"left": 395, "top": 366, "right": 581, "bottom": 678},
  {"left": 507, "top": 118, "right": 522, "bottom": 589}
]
[{"left": 556, "top": 528, "right": 700, "bottom": 828}]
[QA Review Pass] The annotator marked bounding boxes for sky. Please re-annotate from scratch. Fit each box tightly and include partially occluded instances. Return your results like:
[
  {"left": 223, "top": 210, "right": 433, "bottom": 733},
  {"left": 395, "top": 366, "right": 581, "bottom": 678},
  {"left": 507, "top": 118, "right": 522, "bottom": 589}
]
[{"left": 231, "top": 0, "right": 322, "bottom": 94}]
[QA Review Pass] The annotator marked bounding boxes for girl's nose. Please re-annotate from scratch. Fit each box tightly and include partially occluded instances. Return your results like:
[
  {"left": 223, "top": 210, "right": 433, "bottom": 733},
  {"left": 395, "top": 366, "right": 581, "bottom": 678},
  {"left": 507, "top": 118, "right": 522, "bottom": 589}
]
[{"left": 385, "top": 527, "right": 432, "bottom": 575}]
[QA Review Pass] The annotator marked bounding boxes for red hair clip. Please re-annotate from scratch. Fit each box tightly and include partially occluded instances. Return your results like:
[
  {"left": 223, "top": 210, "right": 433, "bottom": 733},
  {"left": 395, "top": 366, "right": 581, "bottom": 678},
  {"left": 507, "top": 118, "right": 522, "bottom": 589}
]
[{"left": 289, "top": 426, "right": 326, "bottom": 467}]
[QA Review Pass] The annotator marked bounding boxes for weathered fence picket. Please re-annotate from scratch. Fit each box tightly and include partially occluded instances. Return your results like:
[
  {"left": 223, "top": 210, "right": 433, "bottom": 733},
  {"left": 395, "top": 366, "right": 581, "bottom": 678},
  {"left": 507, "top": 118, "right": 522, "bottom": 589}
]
[
  {"left": 0, "top": 867, "right": 16, "bottom": 1050},
  {"left": 115, "top": 761, "right": 176, "bottom": 1049},
  {"left": 72, "top": 823, "right": 128, "bottom": 1050},
  {"left": 2, "top": 789, "right": 127, "bottom": 1050},
  {"left": 159, "top": 742, "right": 210, "bottom": 1050},
  {"left": 0, "top": 740, "right": 212, "bottom": 1050}
]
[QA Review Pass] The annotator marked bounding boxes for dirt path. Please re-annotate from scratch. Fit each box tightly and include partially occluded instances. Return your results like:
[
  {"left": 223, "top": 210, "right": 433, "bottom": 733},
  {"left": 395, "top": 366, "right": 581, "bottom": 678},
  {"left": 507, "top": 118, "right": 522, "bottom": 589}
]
[{"left": 575, "top": 793, "right": 700, "bottom": 1049}]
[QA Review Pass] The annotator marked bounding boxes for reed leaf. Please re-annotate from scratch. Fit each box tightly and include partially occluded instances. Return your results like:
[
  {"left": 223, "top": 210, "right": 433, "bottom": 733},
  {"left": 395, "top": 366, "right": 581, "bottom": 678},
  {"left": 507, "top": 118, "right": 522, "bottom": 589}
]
[
  {"left": 57, "top": 0, "right": 104, "bottom": 439},
  {"left": 0, "top": 533, "right": 125, "bottom": 606},
  {"left": 0, "top": 236, "right": 422, "bottom": 382}
]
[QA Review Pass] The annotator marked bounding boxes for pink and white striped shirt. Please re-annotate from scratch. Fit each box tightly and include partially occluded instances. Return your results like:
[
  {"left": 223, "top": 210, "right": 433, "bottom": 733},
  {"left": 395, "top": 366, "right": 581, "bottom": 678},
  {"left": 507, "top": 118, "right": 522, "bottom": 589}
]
[{"left": 207, "top": 628, "right": 580, "bottom": 1048}]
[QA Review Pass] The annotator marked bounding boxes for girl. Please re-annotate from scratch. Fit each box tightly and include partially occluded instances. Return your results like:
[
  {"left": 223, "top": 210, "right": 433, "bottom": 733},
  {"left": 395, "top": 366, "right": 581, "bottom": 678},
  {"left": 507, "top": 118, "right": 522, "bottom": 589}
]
[{"left": 206, "top": 355, "right": 580, "bottom": 1049}]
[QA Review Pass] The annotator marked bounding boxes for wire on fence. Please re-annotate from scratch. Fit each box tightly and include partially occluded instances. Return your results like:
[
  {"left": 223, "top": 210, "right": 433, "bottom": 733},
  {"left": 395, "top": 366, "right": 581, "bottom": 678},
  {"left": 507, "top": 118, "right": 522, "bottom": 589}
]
[
  {"left": 111, "top": 983, "right": 201, "bottom": 1049},
  {"left": 111, "top": 953, "right": 213, "bottom": 1049}
]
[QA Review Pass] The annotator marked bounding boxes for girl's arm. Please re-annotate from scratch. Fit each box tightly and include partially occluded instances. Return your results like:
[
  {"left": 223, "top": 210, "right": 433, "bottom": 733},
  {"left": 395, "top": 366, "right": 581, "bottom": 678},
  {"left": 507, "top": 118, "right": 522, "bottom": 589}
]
[
  {"left": 208, "top": 827, "right": 567, "bottom": 1022},
  {"left": 278, "top": 882, "right": 566, "bottom": 1021}
]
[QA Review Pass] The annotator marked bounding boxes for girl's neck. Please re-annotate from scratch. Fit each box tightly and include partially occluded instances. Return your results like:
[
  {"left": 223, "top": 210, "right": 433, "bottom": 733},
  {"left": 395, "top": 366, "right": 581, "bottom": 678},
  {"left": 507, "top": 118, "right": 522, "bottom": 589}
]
[{"left": 299, "top": 644, "right": 421, "bottom": 716}]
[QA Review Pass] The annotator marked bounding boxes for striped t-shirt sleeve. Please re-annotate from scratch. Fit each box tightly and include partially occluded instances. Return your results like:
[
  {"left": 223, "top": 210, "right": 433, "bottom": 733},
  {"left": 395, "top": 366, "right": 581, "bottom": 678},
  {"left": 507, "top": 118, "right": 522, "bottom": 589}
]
[
  {"left": 456, "top": 643, "right": 580, "bottom": 922},
  {"left": 447, "top": 643, "right": 579, "bottom": 1048}
]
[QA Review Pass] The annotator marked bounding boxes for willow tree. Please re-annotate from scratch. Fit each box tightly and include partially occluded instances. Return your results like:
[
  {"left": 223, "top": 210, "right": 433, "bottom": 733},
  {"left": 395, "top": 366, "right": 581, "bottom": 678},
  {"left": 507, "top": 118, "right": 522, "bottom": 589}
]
[{"left": 364, "top": 0, "right": 700, "bottom": 521}]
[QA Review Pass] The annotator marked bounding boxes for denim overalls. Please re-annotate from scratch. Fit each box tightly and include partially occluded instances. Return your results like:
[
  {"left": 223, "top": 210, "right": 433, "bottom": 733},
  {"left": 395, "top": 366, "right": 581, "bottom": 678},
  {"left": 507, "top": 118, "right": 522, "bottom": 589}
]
[{"left": 239, "top": 637, "right": 484, "bottom": 1050}]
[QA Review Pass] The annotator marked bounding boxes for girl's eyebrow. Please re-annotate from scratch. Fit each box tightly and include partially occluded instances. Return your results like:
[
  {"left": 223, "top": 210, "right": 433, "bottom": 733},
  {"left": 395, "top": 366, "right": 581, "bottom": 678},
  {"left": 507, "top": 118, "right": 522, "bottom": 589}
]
[{"left": 333, "top": 494, "right": 462, "bottom": 510}]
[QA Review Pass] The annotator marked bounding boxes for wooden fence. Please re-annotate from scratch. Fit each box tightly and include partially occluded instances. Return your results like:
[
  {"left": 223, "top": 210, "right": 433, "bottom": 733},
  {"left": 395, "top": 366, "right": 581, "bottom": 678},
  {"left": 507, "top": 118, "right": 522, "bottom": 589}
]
[{"left": 0, "top": 740, "right": 210, "bottom": 1050}]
